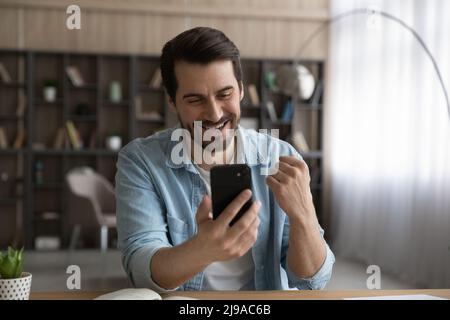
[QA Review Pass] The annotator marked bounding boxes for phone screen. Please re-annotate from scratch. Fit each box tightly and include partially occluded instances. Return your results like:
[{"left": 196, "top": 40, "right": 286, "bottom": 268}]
[{"left": 210, "top": 164, "right": 253, "bottom": 226}]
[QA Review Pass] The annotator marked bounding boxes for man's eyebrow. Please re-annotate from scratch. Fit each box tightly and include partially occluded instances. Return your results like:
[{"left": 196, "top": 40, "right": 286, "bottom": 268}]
[
  {"left": 217, "top": 86, "right": 234, "bottom": 93},
  {"left": 182, "top": 93, "right": 204, "bottom": 100},
  {"left": 182, "top": 86, "right": 234, "bottom": 100}
]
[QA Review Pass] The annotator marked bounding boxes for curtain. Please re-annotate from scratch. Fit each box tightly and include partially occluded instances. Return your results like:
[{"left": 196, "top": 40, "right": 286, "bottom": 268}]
[{"left": 328, "top": 0, "right": 450, "bottom": 288}]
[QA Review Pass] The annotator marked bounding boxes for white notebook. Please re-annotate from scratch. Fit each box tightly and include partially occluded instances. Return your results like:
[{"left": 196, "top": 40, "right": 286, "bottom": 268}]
[
  {"left": 94, "top": 288, "right": 197, "bottom": 300},
  {"left": 345, "top": 294, "right": 447, "bottom": 300}
]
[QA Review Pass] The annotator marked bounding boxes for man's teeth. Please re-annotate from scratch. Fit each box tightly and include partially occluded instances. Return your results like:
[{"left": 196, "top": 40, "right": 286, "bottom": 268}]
[{"left": 204, "top": 121, "right": 227, "bottom": 130}]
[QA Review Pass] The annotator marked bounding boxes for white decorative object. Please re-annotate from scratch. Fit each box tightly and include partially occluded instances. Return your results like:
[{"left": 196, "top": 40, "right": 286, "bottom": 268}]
[
  {"left": 0, "top": 272, "right": 32, "bottom": 300},
  {"left": 106, "top": 136, "right": 122, "bottom": 151},
  {"left": 276, "top": 64, "right": 315, "bottom": 100},
  {"left": 43, "top": 87, "right": 57, "bottom": 102},
  {"left": 109, "top": 81, "right": 122, "bottom": 103}
]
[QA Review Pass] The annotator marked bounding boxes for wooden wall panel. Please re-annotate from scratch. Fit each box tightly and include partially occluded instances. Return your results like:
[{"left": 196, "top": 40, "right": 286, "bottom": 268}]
[
  {"left": 0, "top": 0, "right": 329, "bottom": 59},
  {"left": 0, "top": 7, "right": 20, "bottom": 48},
  {"left": 189, "top": 17, "right": 327, "bottom": 59}
]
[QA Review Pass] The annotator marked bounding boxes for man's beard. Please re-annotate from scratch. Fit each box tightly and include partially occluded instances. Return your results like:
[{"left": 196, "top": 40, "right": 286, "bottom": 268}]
[{"left": 179, "top": 113, "right": 239, "bottom": 150}]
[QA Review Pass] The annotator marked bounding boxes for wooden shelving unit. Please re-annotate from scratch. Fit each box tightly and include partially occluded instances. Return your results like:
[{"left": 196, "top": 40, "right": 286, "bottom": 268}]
[{"left": 0, "top": 49, "right": 325, "bottom": 248}]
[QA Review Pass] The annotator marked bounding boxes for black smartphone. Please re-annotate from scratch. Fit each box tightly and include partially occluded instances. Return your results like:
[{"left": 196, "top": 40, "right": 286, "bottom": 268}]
[{"left": 211, "top": 164, "right": 253, "bottom": 226}]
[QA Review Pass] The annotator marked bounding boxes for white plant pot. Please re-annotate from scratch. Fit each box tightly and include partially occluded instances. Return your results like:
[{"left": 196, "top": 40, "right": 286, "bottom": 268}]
[
  {"left": 0, "top": 272, "right": 32, "bottom": 300},
  {"left": 43, "top": 87, "right": 57, "bottom": 102}
]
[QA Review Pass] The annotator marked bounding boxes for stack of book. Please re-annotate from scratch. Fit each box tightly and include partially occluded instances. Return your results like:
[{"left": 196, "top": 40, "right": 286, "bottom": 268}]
[
  {"left": 65, "top": 121, "right": 84, "bottom": 149},
  {"left": 149, "top": 69, "right": 162, "bottom": 88},
  {"left": 66, "top": 66, "right": 85, "bottom": 87},
  {"left": 247, "top": 84, "right": 260, "bottom": 106},
  {"left": 0, "top": 127, "right": 8, "bottom": 149},
  {"left": 0, "top": 62, "right": 12, "bottom": 83}
]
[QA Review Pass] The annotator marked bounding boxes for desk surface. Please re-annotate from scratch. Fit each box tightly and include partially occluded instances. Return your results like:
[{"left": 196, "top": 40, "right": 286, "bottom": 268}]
[{"left": 30, "top": 289, "right": 450, "bottom": 300}]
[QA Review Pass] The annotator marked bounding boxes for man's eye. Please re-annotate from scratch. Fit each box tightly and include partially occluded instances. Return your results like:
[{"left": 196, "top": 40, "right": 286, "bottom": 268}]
[
  {"left": 219, "top": 92, "right": 232, "bottom": 99},
  {"left": 187, "top": 99, "right": 202, "bottom": 104}
]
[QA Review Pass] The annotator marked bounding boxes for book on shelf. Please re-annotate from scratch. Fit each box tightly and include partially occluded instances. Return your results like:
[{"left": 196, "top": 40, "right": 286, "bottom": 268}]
[
  {"left": 16, "top": 90, "right": 27, "bottom": 117},
  {"left": 35, "top": 235, "right": 61, "bottom": 251},
  {"left": 0, "top": 62, "right": 12, "bottom": 83},
  {"left": 281, "top": 100, "right": 294, "bottom": 122},
  {"left": 311, "top": 78, "right": 323, "bottom": 106},
  {"left": 149, "top": 68, "right": 162, "bottom": 88},
  {"left": 292, "top": 130, "right": 310, "bottom": 152},
  {"left": 65, "top": 120, "right": 84, "bottom": 150},
  {"left": 248, "top": 84, "right": 260, "bottom": 106},
  {"left": 0, "top": 126, "right": 8, "bottom": 149},
  {"left": 135, "top": 96, "right": 163, "bottom": 121},
  {"left": 32, "top": 142, "right": 46, "bottom": 150},
  {"left": 265, "top": 101, "right": 278, "bottom": 121},
  {"left": 65, "top": 65, "right": 85, "bottom": 87},
  {"left": 13, "top": 122, "right": 26, "bottom": 149},
  {"left": 53, "top": 127, "right": 68, "bottom": 149}
]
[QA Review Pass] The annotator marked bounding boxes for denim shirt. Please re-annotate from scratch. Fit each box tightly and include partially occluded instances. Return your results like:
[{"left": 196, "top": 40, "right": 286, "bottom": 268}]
[{"left": 116, "top": 125, "right": 335, "bottom": 292}]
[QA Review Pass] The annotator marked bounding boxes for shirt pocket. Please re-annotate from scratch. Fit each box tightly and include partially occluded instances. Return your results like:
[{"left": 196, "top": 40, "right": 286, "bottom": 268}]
[{"left": 166, "top": 215, "right": 189, "bottom": 245}]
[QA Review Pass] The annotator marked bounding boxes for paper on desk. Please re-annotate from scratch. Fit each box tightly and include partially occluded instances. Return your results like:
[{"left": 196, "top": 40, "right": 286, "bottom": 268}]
[{"left": 345, "top": 294, "right": 447, "bottom": 300}]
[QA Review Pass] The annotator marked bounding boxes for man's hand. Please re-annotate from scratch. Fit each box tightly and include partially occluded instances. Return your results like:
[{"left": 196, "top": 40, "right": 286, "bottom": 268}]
[
  {"left": 192, "top": 190, "right": 261, "bottom": 264},
  {"left": 266, "top": 156, "right": 316, "bottom": 226},
  {"left": 150, "top": 189, "right": 260, "bottom": 290}
]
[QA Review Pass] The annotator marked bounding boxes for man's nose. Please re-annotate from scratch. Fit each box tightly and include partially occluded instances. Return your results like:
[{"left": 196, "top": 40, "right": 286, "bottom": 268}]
[{"left": 203, "top": 98, "right": 223, "bottom": 123}]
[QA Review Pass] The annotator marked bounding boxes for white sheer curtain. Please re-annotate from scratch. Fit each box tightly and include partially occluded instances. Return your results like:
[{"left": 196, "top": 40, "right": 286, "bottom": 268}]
[{"left": 328, "top": 0, "right": 450, "bottom": 288}]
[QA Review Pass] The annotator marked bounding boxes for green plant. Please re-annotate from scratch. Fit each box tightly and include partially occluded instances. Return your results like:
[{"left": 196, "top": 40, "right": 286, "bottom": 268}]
[
  {"left": 0, "top": 247, "right": 24, "bottom": 279},
  {"left": 43, "top": 79, "right": 58, "bottom": 88}
]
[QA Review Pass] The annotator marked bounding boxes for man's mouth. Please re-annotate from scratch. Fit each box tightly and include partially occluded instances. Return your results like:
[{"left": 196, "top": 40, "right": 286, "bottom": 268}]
[{"left": 202, "top": 119, "right": 230, "bottom": 131}]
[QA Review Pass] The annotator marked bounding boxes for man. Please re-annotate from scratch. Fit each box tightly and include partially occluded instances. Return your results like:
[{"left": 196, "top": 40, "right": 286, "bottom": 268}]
[{"left": 116, "top": 27, "right": 334, "bottom": 291}]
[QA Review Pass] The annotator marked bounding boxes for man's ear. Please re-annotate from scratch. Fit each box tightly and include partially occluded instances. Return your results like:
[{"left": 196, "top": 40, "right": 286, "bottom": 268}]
[{"left": 239, "top": 81, "right": 244, "bottom": 101}]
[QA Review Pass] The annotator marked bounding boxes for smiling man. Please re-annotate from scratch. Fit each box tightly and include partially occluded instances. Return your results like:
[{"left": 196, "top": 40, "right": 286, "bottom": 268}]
[{"left": 116, "top": 27, "right": 335, "bottom": 291}]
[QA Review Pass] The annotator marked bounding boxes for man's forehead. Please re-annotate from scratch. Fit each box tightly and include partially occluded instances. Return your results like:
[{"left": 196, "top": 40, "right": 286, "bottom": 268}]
[{"left": 174, "top": 60, "right": 236, "bottom": 92}]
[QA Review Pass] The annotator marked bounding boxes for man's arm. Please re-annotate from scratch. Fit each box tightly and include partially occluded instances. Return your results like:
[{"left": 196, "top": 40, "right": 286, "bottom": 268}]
[
  {"left": 266, "top": 155, "right": 331, "bottom": 280},
  {"left": 286, "top": 214, "right": 326, "bottom": 278}
]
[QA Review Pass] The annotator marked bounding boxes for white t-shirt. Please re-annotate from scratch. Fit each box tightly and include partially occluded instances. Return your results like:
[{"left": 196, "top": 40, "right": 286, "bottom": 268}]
[{"left": 193, "top": 130, "right": 255, "bottom": 290}]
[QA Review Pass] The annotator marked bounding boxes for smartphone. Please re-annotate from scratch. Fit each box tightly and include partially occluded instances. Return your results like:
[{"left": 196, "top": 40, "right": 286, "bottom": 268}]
[{"left": 211, "top": 164, "right": 253, "bottom": 226}]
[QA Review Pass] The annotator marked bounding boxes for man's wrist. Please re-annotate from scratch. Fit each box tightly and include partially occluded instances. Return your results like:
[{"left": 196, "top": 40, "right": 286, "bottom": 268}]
[
  {"left": 288, "top": 210, "right": 318, "bottom": 231},
  {"left": 185, "top": 235, "right": 214, "bottom": 268}
]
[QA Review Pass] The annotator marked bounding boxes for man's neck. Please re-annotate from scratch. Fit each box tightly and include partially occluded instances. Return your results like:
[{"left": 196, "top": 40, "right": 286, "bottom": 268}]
[{"left": 196, "top": 136, "right": 236, "bottom": 172}]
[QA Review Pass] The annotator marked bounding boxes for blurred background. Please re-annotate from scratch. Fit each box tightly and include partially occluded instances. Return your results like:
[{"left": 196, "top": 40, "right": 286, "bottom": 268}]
[{"left": 0, "top": 0, "right": 449, "bottom": 292}]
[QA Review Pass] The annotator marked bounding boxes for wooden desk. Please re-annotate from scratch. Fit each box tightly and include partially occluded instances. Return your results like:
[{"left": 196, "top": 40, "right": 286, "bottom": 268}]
[{"left": 31, "top": 289, "right": 450, "bottom": 300}]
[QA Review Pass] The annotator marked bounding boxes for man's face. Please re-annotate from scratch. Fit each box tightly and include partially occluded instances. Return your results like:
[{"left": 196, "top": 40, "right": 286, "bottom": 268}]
[{"left": 169, "top": 59, "right": 243, "bottom": 148}]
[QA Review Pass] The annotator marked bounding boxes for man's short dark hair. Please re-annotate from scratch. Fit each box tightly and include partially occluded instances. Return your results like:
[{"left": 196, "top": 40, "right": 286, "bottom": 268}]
[{"left": 160, "top": 27, "right": 243, "bottom": 103}]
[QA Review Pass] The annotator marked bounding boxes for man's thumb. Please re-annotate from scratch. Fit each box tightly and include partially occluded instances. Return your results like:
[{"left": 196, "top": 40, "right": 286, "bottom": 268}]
[{"left": 196, "top": 195, "right": 212, "bottom": 224}]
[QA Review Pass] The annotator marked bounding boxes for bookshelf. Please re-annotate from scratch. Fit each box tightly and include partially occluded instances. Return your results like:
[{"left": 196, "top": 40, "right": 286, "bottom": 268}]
[
  {"left": 261, "top": 59, "right": 325, "bottom": 225},
  {"left": 0, "top": 49, "right": 325, "bottom": 249}
]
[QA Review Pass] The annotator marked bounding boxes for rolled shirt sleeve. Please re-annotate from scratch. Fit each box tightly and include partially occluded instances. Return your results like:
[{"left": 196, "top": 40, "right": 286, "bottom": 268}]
[
  {"left": 281, "top": 216, "right": 335, "bottom": 290},
  {"left": 285, "top": 240, "right": 335, "bottom": 290},
  {"left": 115, "top": 143, "right": 178, "bottom": 292}
]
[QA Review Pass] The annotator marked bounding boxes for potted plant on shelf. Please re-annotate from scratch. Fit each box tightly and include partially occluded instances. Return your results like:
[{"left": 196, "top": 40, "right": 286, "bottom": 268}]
[
  {"left": 43, "top": 79, "right": 58, "bottom": 102},
  {"left": 0, "top": 247, "right": 32, "bottom": 300}
]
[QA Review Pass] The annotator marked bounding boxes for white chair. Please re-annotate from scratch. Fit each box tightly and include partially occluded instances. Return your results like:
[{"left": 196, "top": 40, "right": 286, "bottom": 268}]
[{"left": 65, "top": 167, "right": 116, "bottom": 251}]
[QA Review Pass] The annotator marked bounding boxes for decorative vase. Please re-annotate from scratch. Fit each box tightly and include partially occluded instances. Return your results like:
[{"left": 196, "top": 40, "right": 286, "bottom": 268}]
[
  {"left": 43, "top": 86, "right": 57, "bottom": 102},
  {"left": 109, "top": 81, "right": 122, "bottom": 103},
  {"left": 106, "top": 136, "right": 122, "bottom": 151},
  {"left": 0, "top": 272, "right": 32, "bottom": 300}
]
